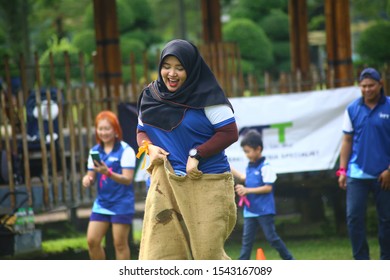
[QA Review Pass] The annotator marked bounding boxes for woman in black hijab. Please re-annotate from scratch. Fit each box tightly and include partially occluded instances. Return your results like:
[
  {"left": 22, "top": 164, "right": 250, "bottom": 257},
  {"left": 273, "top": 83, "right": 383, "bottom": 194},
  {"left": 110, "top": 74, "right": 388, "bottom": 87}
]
[{"left": 137, "top": 39, "right": 238, "bottom": 259}]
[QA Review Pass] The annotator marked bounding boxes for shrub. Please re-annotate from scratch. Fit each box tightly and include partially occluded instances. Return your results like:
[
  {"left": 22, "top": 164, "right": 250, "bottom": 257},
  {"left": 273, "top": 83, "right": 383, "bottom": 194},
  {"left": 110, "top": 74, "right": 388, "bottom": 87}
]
[
  {"left": 223, "top": 18, "right": 273, "bottom": 75},
  {"left": 356, "top": 21, "right": 390, "bottom": 68}
]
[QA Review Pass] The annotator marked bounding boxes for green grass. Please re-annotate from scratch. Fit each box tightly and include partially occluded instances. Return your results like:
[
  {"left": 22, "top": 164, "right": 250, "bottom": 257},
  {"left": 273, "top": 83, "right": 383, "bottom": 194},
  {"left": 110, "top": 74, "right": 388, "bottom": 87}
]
[
  {"left": 39, "top": 230, "right": 380, "bottom": 260},
  {"left": 225, "top": 236, "right": 380, "bottom": 260},
  {"left": 42, "top": 236, "right": 89, "bottom": 253}
]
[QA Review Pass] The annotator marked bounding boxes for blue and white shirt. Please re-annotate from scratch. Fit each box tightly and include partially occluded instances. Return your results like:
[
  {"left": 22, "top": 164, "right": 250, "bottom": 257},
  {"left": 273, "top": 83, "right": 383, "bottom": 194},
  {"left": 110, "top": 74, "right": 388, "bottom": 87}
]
[
  {"left": 87, "top": 141, "right": 136, "bottom": 215},
  {"left": 138, "top": 104, "right": 235, "bottom": 174},
  {"left": 342, "top": 94, "right": 390, "bottom": 178},
  {"left": 243, "top": 157, "right": 277, "bottom": 218}
]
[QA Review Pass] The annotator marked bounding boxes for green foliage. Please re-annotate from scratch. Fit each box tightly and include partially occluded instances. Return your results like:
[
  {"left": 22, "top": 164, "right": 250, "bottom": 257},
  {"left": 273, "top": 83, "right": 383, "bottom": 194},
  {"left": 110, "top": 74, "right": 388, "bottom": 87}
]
[
  {"left": 72, "top": 29, "right": 95, "bottom": 57},
  {"left": 258, "top": 10, "right": 291, "bottom": 75},
  {"left": 39, "top": 36, "right": 81, "bottom": 87},
  {"left": 273, "top": 41, "right": 291, "bottom": 73},
  {"left": 147, "top": 0, "right": 202, "bottom": 43},
  {"left": 120, "top": 37, "right": 146, "bottom": 62},
  {"left": 123, "top": 0, "right": 155, "bottom": 30},
  {"left": 121, "top": 29, "right": 160, "bottom": 49},
  {"left": 260, "top": 10, "right": 290, "bottom": 41},
  {"left": 83, "top": 3, "right": 94, "bottom": 29},
  {"left": 308, "top": 15, "right": 326, "bottom": 31},
  {"left": 351, "top": 0, "right": 389, "bottom": 20},
  {"left": 356, "top": 21, "right": 390, "bottom": 67},
  {"left": 223, "top": 18, "right": 273, "bottom": 75},
  {"left": 116, "top": 0, "right": 136, "bottom": 33},
  {"left": 84, "top": 0, "right": 156, "bottom": 39},
  {"left": 230, "top": 0, "right": 287, "bottom": 24},
  {"left": 42, "top": 237, "right": 88, "bottom": 253}
]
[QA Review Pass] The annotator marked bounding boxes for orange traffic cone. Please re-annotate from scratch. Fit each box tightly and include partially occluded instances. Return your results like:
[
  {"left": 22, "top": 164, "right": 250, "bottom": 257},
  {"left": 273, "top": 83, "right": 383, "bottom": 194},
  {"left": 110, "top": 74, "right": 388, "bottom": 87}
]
[{"left": 256, "top": 248, "right": 266, "bottom": 260}]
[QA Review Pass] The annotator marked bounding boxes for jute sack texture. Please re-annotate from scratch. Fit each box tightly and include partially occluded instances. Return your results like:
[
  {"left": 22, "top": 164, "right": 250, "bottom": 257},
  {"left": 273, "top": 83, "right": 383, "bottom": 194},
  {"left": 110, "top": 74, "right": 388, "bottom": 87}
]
[{"left": 139, "top": 159, "right": 237, "bottom": 260}]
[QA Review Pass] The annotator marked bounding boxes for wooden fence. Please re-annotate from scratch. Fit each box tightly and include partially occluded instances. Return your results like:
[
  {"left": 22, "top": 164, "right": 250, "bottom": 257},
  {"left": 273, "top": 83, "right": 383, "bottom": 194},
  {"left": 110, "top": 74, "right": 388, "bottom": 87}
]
[{"left": 1, "top": 42, "right": 390, "bottom": 212}]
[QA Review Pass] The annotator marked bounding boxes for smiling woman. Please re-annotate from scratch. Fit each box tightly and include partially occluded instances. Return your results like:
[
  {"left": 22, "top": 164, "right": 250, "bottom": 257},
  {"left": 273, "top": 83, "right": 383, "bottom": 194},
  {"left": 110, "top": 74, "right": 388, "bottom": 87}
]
[
  {"left": 136, "top": 39, "right": 239, "bottom": 260},
  {"left": 160, "top": 56, "right": 187, "bottom": 92}
]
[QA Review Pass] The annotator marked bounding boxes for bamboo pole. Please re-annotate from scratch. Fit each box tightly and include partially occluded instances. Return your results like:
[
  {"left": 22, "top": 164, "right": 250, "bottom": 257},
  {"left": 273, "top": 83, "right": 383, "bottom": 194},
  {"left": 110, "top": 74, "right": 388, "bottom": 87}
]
[
  {"left": 75, "top": 87, "right": 86, "bottom": 200},
  {"left": 84, "top": 87, "right": 95, "bottom": 200},
  {"left": 45, "top": 89, "right": 59, "bottom": 204},
  {"left": 3, "top": 56, "right": 18, "bottom": 156},
  {"left": 34, "top": 87, "right": 50, "bottom": 207},
  {"left": 64, "top": 51, "right": 78, "bottom": 204},
  {"left": 143, "top": 51, "right": 149, "bottom": 88},
  {"left": 0, "top": 93, "right": 15, "bottom": 208},
  {"left": 56, "top": 88, "right": 68, "bottom": 203},
  {"left": 130, "top": 52, "right": 137, "bottom": 102},
  {"left": 34, "top": 52, "right": 50, "bottom": 208},
  {"left": 18, "top": 54, "right": 32, "bottom": 205}
]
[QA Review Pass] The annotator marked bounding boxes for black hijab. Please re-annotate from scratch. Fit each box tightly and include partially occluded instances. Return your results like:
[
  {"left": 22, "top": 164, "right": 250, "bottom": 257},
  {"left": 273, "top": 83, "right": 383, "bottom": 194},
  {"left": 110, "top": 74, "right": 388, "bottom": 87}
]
[{"left": 138, "top": 39, "right": 232, "bottom": 131}]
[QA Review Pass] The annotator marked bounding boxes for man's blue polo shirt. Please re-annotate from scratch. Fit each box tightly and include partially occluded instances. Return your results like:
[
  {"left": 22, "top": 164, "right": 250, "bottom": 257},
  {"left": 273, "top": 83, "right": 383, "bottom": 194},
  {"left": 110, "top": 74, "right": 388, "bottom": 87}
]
[{"left": 342, "top": 93, "right": 390, "bottom": 178}]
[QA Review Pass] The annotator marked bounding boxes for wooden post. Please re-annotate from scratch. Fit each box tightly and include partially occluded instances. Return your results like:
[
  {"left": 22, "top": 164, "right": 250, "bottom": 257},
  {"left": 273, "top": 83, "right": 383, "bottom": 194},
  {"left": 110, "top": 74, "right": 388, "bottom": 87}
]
[
  {"left": 93, "top": 0, "right": 123, "bottom": 107},
  {"left": 75, "top": 88, "right": 86, "bottom": 200},
  {"left": 200, "top": 0, "right": 222, "bottom": 43},
  {"left": 56, "top": 88, "right": 68, "bottom": 203},
  {"left": 288, "top": 0, "right": 311, "bottom": 91},
  {"left": 34, "top": 87, "right": 50, "bottom": 207},
  {"left": 45, "top": 89, "right": 59, "bottom": 204},
  {"left": 325, "top": 0, "right": 353, "bottom": 87},
  {"left": 0, "top": 94, "right": 15, "bottom": 208},
  {"left": 129, "top": 53, "right": 137, "bottom": 102},
  {"left": 3, "top": 56, "right": 18, "bottom": 156},
  {"left": 64, "top": 51, "right": 78, "bottom": 205}
]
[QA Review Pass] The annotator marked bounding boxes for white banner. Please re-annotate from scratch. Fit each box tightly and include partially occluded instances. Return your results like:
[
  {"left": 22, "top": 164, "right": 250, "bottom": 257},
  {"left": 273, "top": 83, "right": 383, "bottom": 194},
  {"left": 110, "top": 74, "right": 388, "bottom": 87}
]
[{"left": 226, "top": 86, "right": 361, "bottom": 174}]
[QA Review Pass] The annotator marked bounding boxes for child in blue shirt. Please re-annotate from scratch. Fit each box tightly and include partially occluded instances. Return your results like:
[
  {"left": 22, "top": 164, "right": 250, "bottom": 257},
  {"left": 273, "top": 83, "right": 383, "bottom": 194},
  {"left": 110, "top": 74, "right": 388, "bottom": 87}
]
[{"left": 232, "top": 129, "right": 294, "bottom": 260}]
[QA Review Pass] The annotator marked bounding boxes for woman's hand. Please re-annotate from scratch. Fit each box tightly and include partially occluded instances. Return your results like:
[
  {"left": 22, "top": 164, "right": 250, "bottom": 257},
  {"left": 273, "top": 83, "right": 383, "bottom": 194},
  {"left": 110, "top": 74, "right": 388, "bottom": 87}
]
[
  {"left": 186, "top": 157, "right": 203, "bottom": 179},
  {"left": 93, "top": 160, "right": 110, "bottom": 175},
  {"left": 148, "top": 144, "right": 169, "bottom": 165},
  {"left": 82, "top": 174, "right": 94, "bottom": 187}
]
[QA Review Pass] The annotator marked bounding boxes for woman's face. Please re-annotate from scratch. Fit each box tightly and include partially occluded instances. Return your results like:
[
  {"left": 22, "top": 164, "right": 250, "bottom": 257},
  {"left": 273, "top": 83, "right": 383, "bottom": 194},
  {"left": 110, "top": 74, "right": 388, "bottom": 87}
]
[
  {"left": 96, "top": 118, "right": 116, "bottom": 145},
  {"left": 160, "top": 55, "right": 187, "bottom": 92}
]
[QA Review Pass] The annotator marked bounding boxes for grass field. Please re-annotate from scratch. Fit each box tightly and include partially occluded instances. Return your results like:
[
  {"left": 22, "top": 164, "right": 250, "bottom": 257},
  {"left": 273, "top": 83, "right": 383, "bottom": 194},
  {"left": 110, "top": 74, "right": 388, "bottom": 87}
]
[
  {"left": 16, "top": 207, "right": 381, "bottom": 260},
  {"left": 39, "top": 231, "right": 380, "bottom": 260},
  {"left": 225, "top": 237, "right": 380, "bottom": 260}
]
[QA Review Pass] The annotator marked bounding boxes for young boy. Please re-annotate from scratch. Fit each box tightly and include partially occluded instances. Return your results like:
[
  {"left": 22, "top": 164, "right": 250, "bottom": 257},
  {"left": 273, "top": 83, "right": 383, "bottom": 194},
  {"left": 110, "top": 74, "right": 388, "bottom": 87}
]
[{"left": 231, "top": 129, "right": 294, "bottom": 260}]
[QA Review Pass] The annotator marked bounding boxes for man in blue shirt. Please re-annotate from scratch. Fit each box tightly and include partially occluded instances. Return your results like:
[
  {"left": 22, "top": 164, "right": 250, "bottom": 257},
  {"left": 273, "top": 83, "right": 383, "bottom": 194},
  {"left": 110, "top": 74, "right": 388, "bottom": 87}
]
[{"left": 337, "top": 67, "right": 390, "bottom": 259}]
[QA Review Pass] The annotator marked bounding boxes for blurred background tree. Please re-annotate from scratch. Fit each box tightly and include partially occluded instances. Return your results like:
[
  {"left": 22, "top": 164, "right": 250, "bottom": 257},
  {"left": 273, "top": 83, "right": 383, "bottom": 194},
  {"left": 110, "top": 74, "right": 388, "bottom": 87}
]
[
  {"left": 223, "top": 18, "right": 273, "bottom": 78},
  {"left": 356, "top": 21, "right": 390, "bottom": 69}
]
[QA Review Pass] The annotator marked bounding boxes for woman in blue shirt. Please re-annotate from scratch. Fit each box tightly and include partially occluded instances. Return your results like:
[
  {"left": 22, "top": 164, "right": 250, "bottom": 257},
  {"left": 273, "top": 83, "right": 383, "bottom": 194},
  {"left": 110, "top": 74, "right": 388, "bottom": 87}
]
[
  {"left": 136, "top": 39, "right": 238, "bottom": 259},
  {"left": 82, "top": 111, "right": 136, "bottom": 260}
]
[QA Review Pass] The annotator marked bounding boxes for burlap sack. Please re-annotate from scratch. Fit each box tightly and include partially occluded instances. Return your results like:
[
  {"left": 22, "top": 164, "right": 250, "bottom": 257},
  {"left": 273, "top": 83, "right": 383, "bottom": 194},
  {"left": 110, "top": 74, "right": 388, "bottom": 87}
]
[{"left": 139, "top": 159, "right": 237, "bottom": 260}]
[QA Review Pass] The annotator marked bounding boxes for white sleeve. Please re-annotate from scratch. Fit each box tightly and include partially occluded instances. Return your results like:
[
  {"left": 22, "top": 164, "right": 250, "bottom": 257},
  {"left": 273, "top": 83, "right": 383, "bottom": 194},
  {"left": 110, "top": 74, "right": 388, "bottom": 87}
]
[
  {"left": 138, "top": 117, "right": 144, "bottom": 128},
  {"left": 121, "top": 146, "right": 136, "bottom": 169},
  {"left": 204, "top": 104, "right": 235, "bottom": 128},
  {"left": 261, "top": 164, "right": 277, "bottom": 184},
  {"left": 342, "top": 109, "right": 353, "bottom": 133}
]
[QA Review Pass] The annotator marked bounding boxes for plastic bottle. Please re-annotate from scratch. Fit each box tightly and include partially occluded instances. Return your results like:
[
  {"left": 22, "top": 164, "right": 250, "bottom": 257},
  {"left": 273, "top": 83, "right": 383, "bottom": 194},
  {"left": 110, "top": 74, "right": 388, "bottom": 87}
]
[
  {"left": 14, "top": 209, "right": 22, "bottom": 233},
  {"left": 14, "top": 208, "right": 26, "bottom": 233},
  {"left": 26, "top": 207, "right": 35, "bottom": 232}
]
